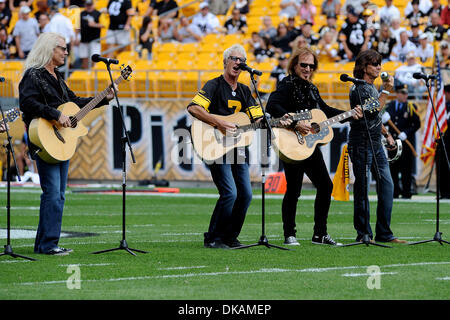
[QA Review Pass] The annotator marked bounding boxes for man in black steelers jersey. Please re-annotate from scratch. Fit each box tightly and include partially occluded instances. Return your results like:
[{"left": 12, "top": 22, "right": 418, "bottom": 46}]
[
  {"left": 187, "top": 44, "right": 265, "bottom": 249},
  {"left": 338, "top": 6, "right": 368, "bottom": 61},
  {"left": 106, "top": 0, "right": 134, "bottom": 58}
]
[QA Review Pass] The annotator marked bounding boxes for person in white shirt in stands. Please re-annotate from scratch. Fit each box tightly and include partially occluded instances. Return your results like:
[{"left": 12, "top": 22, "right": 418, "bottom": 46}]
[
  {"left": 379, "top": 0, "right": 401, "bottom": 24},
  {"left": 404, "top": 0, "right": 432, "bottom": 17},
  {"left": 394, "top": 51, "right": 427, "bottom": 98},
  {"left": 279, "top": 0, "right": 302, "bottom": 18},
  {"left": 416, "top": 33, "right": 434, "bottom": 63},
  {"left": 191, "top": 2, "right": 220, "bottom": 36},
  {"left": 390, "top": 18, "right": 406, "bottom": 43},
  {"left": 12, "top": 6, "right": 40, "bottom": 59},
  {"left": 390, "top": 30, "right": 418, "bottom": 62},
  {"left": 46, "top": 5, "right": 75, "bottom": 57}
]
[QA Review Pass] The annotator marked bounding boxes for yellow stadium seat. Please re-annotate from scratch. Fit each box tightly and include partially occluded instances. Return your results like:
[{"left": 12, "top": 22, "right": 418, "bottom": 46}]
[
  {"left": 133, "top": 70, "right": 158, "bottom": 98},
  {"left": 313, "top": 73, "right": 333, "bottom": 100},
  {"left": 177, "top": 42, "right": 200, "bottom": 54},
  {"left": 155, "top": 71, "right": 179, "bottom": 97},
  {"left": 68, "top": 70, "right": 93, "bottom": 97},
  {"left": 258, "top": 72, "right": 276, "bottom": 94},
  {"left": 200, "top": 71, "right": 222, "bottom": 87},
  {"left": 179, "top": 71, "right": 201, "bottom": 97}
]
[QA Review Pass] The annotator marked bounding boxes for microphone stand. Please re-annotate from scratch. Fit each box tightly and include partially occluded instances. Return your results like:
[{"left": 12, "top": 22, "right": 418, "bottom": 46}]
[
  {"left": 409, "top": 77, "right": 450, "bottom": 246},
  {"left": 233, "top": 71, "right": 289, "bottom": 251},
  {"left": 92, "top": 62, "right": 148, "bottom": 256},
  {"left": 0, "top": 106, "right": 36, "bottom": 261},
  {"left": 341, "top": 81, "right": 391, "bottom": 248}
]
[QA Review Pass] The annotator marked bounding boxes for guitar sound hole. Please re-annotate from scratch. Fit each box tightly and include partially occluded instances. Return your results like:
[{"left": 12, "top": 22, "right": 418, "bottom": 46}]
[
  {"left": 69, "top": 116, "right": 77, "bottom": 128},
  {"left": 310, "top": 123, "right": 320, "bottom": 134}
]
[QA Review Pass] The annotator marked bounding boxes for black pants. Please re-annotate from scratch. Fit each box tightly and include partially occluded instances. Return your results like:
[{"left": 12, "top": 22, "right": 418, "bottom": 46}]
[
  {"left": 389, "top": 143, "right": 414, "bottom": 198},
  {"left": 437, "top": 135, "right": 450, "bottom": 198},
  {"left": 281, "top": 148, "right": 333, "bottom": 238}
]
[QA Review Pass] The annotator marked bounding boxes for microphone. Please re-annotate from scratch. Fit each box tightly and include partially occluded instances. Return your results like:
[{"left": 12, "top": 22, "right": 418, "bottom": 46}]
[
  {"left": 0, "top": 77, "right": 4, "bottom": 82},
  {"left": 380, "top": 72, "right": 389, "bottom": 81},
  {"left": 91, "top": 54, "right": 119, "bottom": 65},
  {"left": 340, "top": 74, "right": 366, "bottom": 85},
  {"left": 412, "top": 72, "right": 436, "bottom": 81},
  {"left": 238, "top": 63, "right": 262, "bottom": 76}
]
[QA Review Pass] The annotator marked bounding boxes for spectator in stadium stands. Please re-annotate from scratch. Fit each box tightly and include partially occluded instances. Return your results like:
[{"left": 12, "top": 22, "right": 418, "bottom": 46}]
[
  {"left": 106, "top": 0, "right": 133, "bottom": 58},
  {"left": 316, "top": 30, "right": 340, "bottom": 62},
  {"left": 339, "top": 6, "right": 368, "bottom": 61},
  {"left": 78, "top": 0, "right": 103, "bottom": 69},
  {"left": 9, "top": 0, "right": 33, "bottom": 12},
  {"left": 234, "top": 0, "right": 249, "bottom": 14},
  {"left": 300, "top": 22, "right": 320, "bottom": 45},
  {"left": 138, "top": 16, "right": 154, "bottom": 59},
  {"left": 13, "top": 6, "right": 40, "bottom": 59},
  {"left": 439, "top": 40, "right": 450, "bottom": 68},
  {"left": 373, "top": 23, "right": 397, "bottom": 62},
  {"left": 0, "top": 26, "right": 15, "bottom": 59},
  {"left": 0, "top": 0, "right": 11, "bottom": 28},
  {"left": 144, "top": 0, "right": 157, "bottom": 17},
  {"left": 438, "top": 84, "right": 450, "bottom": 199},
  {"left": 272, "top": 22, "right": 292, "bottom": 54},
  {"left": 286, "top": 17, "right": 301, "bottom": 39},
  {"left": 440, "top": 0, "right": 449, "bottom": 24},
  {"left": 408, "top": 20, "right": 422, "bottom": 46},
  {"left": 33, "top": 0, "right": 48, "bottom": 23},
  {"left": 290, "top": 34, "right": 308, "bottom": 51},
  {"left": 427, "top": 0, "right": 443, "bottom": 16},
  {"left": 270, "top": 53, "right": 288, "bottom": 85},
  {"left": 404, "top": 0, "right": 432, "bottom": 17},
  {"left": 406, "top": 0, "right": 427, "bottom": 21},
  {"left": 321, "top": 0, "right": 341, "bottom": 17},
  {"left": 38, "top": 12, "right": 50, "bottom": 32},
  {"left": 253, "top": 35, "right": 275, "bottom": 62},
  {"left": 379, "top": 0, "right": 401, "bottom": 24},
  {"left": 223, "top": 7, "right": 247, "bottom": 35},
  {"left": 424, "top": 12, "right": 446, "bottom": 41},
  {"left": 390, "top": 30, "right": 418, "bottom": 62},
  {"left": 394, "top": 51, "right": 426, "bottom": 97},
  {"left": 279, "top": 0, "right": 302, "bottom": 18},
  {"left": 47, "top": 6, "right": 75, "bottom": 54},
  {"left": 318, "top": 13, "right": 338, "bottom": 38},
  {"left": 157, "top": 17, "right": 177, "bottom": 43},
  {"left": 258, "top": 16, "right": 277, "bottom": 43},
  {"left": 416, "top": 33, "right": 434, "bottom": 62},
  {"left": 209, "top": 0, "right": 232, "bottom": 15},
  {"left": 192, "top": 2, "right": 220, "bottom": 35},
  {"left": 299, "top": 0, "right": 317, "bottom": 25},
  {"left": 187, "top": 44, "right": 266, "bottom": 249},
  {"left": 175, "top": 15, "right": 202, "bottom": 43},
  {"left": 390, "top": 18, "right": 406, "bottom": 43},
  {"left": 383, "top": 84, "right": 421, "bottom": 199},
  {"left": 153, "top": 0, "right": 179, "bottom": 19},
  {"left": 342, "top": 0, "right": 364, "bottom": 16}
]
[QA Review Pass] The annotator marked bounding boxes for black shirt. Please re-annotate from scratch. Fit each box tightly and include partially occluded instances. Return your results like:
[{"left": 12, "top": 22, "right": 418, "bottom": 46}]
[
  {"left": 348, "top": 82, "right": 382, "bottom": 147},
  {"left": 19, "top": 67, "right": 108, "bottom": 153},
  {"left": 266, "top": 74, "right": 344, "bottom": 119},
  {"left": 339, "top": 18, "right": 367, "bottom": 58},
  {"left": 80, "top": 9, "right": 102, "bottom": 43},
  {"left": 154, "top": 0, "right": 179, "bottom": 17},
  {"left": 107, "top": 0, "right": 132, "bottom": 30}
]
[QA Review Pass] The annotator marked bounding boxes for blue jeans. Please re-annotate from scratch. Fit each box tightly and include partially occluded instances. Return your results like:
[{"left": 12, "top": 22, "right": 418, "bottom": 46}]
[
  {"left": 34, "top": 157, "right": 70, "bottom": 253},
  {"left": 205, "top": 162, "right": 252, "bottom": 243},
  {"left": 348, "top": 142, "right": 396, "bottom": 242}
]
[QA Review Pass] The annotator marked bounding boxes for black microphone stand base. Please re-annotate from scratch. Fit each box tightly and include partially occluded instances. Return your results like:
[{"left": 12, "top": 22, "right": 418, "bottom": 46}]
[
  {"left": 232, "top": 235, "right": 291, "bottom": 250},
  {"left": 408, "top": 232, "right": 450, "bottom": 246},
  {"left": 0, "top": 245, "right": 36, "bottom": 261},
  {"left": 341, "top": 234, "right": 392, "bottom": 248},
  {"left": 92, "top": 240, "right": 148, "bottom": 256}
]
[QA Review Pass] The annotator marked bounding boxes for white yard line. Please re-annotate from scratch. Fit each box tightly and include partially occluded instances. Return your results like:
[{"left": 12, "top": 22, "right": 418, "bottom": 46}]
[{"left": 17, "top": 261, "right": 450, "bottom": 286}]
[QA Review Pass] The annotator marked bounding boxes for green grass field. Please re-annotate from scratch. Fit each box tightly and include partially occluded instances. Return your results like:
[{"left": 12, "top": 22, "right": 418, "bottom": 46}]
[{"left": 0, "top": 185, "right": 449, "bottom": 302}]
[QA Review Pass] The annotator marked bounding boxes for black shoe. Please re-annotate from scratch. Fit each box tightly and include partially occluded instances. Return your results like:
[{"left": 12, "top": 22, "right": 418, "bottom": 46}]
[
  {"left": 312, "top": 234, "right": 342, "bottom": 246},
  {"left": 225, "top": 239, "right": 243, "bottom": 248},
  {"left": 60, "top": 247, "right": 73, "bottom": 253},
  {"left": 204, "top": 240, "right": 229, "bottom": 249},
  {"left": 45, "top": 247, "right": 70, "bottom": 256}
]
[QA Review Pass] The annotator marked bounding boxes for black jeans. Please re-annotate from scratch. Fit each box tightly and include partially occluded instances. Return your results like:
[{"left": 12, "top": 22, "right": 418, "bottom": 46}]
[{"left": 281, "top": 148, "right": 333, "bottom": 238}]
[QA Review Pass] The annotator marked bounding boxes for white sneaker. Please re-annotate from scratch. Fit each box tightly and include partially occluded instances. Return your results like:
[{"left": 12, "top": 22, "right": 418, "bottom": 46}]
[{"left": 283, "top": 236, "right": 300, "bottom": 246}]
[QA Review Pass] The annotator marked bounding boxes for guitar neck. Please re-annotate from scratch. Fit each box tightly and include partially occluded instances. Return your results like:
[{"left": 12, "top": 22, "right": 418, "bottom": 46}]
[
  {"left": 74, "top": 75, "right": 124, "bottom": 121},
  {"left": 237, "top": 111, "right": 312, "bottom": 131},
  {"left": 319, "top": 109, "right": 357, "bottom": 129}
]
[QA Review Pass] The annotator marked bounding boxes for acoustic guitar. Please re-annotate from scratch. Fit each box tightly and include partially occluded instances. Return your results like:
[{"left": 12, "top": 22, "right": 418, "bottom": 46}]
[
  {"left": 272, "top": 97, "right": 379, "bottom": 163},
  {"left": 29, "top": 65, "right": 132, "bottom": 163},
  {"left": 190, "top": 111, "right": 312, "bottom": 162}
]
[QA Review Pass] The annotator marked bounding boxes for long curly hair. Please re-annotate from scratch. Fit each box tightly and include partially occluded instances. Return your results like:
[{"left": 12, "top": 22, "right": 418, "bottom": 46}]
[{"left": 353, "top": 49, "right": 382, "bottom": 79}]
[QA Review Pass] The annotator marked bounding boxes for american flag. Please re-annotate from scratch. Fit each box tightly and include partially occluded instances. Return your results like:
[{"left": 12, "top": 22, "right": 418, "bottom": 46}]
[{"left": 420, "top": 55, "right": 448, "bottom": 164}]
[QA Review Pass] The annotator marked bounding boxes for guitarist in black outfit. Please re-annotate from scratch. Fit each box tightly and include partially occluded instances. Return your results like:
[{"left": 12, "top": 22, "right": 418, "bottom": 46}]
[
  {"left": 19, "top": 33, "right": 115, "bottom": 256},
  {"left": 266, "top": 47, "right": 362, "bottom": 246}
]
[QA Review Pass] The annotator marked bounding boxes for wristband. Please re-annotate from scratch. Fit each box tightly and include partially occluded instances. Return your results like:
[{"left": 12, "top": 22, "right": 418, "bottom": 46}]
[{"left": 381, "top": 90, "right": 390, "bottom": 95}]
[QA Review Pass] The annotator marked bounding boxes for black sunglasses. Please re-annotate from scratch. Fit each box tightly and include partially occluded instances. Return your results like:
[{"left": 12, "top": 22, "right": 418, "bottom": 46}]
[
  {"left": 369, "top": 62, "right": 381, "bottom": 67},
  {"left": 228, "top": 56, "right": 246, "bottom": 63},
  {"left": 299, "top": 62, "right": 316, "bottom": 70}
]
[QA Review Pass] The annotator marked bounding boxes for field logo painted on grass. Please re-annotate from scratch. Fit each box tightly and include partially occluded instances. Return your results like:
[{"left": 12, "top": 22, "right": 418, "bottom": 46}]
[
  {"left": 366, "top": 265, "right": 381, "bottom": 290},
  {"left": 66, "top": 265, "right": 81, "bottom": 290}
]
